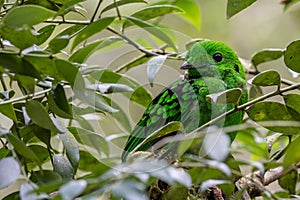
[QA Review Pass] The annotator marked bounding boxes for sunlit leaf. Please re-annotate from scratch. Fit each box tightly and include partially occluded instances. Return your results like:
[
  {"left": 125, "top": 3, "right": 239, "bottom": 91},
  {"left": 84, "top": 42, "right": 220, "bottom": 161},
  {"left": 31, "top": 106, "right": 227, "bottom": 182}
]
[
  {"left": 248, "top": 70, "right": 281, "bottom": 87},
  {"left": 172, "top": 0, "right": 201, "bottom": 29},
  {"left": 249, "top": 84, "right": 263, "bottom": 100},
  {"left": 200, "top": 179, "right": 230, "bottom": 191},
  {"left": 203, "top": 128, "right": 230, "bottom": 161},
  {"left": 126, "top": 16, "right": 177, "bottom": 51},
  {"left": 284, "top": 40, "right": 300, "bottom": 73},
  {"left": 283, "top": 136, "right": 300, "bottom": 167},
  {"left": 111, "top": 180, "right": 147, "bottom": 200},
  {"left": 227, "top": 0, "right": 257, "bottom": 19},
  {"left": 55, "top": 0, "right": 86, "bottom": 16},
  {"left": 147, "top": 55, "right": 167, "bottom": 87},
  {"left": 0, "top": 157, "right": 20, "bottom": 189},
  {"left": 72, "top": 17, "right": 115, "bottom": 50}
]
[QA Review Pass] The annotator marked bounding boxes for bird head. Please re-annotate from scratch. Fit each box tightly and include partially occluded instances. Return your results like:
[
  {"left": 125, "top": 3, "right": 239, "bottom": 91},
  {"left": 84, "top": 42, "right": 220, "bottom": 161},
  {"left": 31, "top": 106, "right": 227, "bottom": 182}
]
[{"left": 181, "top": 40, "right": 245, "bottom": 79}]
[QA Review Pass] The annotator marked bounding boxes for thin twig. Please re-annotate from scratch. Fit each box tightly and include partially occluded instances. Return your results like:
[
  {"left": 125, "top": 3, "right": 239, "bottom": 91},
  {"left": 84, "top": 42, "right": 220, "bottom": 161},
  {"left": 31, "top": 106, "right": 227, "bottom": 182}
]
[
  {"left": 192, "top": 82, "right": 300, "bottom": 134},
  {"left": 91, "top": 0, "right": 103, "bottom": 22},
  {"left": 0, "top": 88, "right": 51, "bottom": 106}
]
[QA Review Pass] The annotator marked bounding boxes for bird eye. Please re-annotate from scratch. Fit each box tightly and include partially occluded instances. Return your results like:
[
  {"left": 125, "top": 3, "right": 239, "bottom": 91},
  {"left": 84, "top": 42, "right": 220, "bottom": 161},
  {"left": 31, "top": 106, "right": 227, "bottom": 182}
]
[{"left": 213, "top": 53, "right": 223, "bottom": 62}]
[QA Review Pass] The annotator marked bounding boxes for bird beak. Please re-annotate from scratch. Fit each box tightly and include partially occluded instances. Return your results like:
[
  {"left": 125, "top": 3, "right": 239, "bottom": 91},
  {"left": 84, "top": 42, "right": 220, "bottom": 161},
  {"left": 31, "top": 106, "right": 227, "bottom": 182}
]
[{"left": 180, "top": 61, "right": 193, "bottom": 69}]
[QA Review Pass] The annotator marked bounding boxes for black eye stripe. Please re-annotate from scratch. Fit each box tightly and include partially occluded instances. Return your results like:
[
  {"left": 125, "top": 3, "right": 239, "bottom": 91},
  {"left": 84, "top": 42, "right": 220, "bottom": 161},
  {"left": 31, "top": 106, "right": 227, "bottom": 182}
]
[{"left": 213, "top": 53, "right": 223, "bottom": 62}]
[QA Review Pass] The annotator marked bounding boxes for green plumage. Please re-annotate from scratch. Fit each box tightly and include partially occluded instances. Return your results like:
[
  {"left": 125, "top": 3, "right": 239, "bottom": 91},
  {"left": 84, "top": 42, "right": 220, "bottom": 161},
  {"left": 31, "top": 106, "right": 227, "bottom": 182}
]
[{"left": 122, "top": 40, "right": 248, "bottom": 161}]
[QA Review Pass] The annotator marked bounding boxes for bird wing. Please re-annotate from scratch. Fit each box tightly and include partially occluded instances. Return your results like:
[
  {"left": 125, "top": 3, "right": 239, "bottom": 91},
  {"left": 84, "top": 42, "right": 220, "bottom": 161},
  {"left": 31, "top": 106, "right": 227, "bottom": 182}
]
[{"left": 122, "top": 78, "right": 205, "bottom": 161}]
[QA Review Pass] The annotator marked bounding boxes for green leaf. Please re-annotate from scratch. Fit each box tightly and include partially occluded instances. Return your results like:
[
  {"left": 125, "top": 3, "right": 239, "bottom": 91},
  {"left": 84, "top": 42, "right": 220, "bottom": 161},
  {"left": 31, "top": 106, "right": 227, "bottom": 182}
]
[
  {"left": 0, "top": 149, "right": 10, "bottom": 159},
  {"left": 53, "top": 154, "right": 74, "bottom": 180},
  {"left": 147, "top": 55, "right": 167, "bottom": 87},
  {"left": 88, "top": 83, "right": 133, "bottom": 94},
  {"left": 251, "top": 49, "right": 283, "bottom": 67},
  {"left": 283, "top": 136, "right": 300, "bottom": 167},
  {"left": 172, "top": 0, "right": 201, "bottom": 29},
  {"left": 36, "top": 25, "right": 56, "bottom": 45},
  {"left": 249, "top": 84, "right": 263, "bottom": 100},
  {"left": 59, "top": 131, "right": 79, "bottom": 172},
  {"left": 55, "top": 0, "right": 86, "bottom": 16},
  {"left": 101, "top": 0, "right": 147, "bottom": 14},
  {"left": 118, "top": 55, "right": 151, "bottom": 72},
  {"left": 69, "top": 37, "right": 122, "bottom": 63},
  {"left": 75, "top": 89, "right": 118, "bottom": 113},
  {"left": 48, "top": 35, "right": 69, "bottom": 53},
  {"left": 2, "top": 5, "right": 55, "bottom": 28},
  {"left": 14, "top": 74, "right": 36, "bottom": 94},
  {"left": 130, "top": 5, "right": 183, "bottom": 22},
  {"left": 68, "top": 127, "right": 109, "bottom": 156},
  {"left": 284, "top": 94, "right": 300, "bottom": 115},
  {"left": 206, "top": 88, "right": 242, "bottom": 105},
  {"left": 278, "top": 169, "right": 297, "bottom": 193},
  {"left": 130, "top": 121, "right": 185, "bottom": 155},
  {"left": 48, "top": 84, "right": 73, "bottom": 118},
  {"left": 284, "top": 40, "right": 300, "bottom": 73},
  {"left": 226, "top": 0, "right": 257, "bottom": 19},
  {"left": 24, "top": 53, "right": 66, "bottom": 81},
  {"left": 54, "top": 59, "right": 86, "bottom": 90},
  {"left": 30, "top": 125, "right": 51, "bottom": 147},
  {"left": 59, "top": 180, "right": 87, "bottom": 200},
  {"left": 72, "top": 17, "right": 115, "bottom": 50},
  {"left": 28, "top": 145, "right": 49, "bottom": 164},
  {"left": 89, "top": 69, "right": 152, "bottom": 107},
  {"left": 247, "top": 102, "right": 300, "bottom": 134},
  {"left": 126, "top": 16, "right": 177, "bottom": 51},
  {"left": 0, "top": 103, "right": 17, "bottom": 123},
  {"left": 30, "top": 170, "right": 62, "bottom": 185},
  {"left": 7, "top": 134, "right": 40, "bottom": 163},
  {"left": 0, "top": 157, "right": 21, "bottom": 189},
  {"left": 25, "top": 99, "right": 64, "bottom": 133},
  {"left": 0, "top": 53, "right": 41, "bottom": 79},
  {"left": 248, "top": 70, "right": 281, "bottom": 87}
]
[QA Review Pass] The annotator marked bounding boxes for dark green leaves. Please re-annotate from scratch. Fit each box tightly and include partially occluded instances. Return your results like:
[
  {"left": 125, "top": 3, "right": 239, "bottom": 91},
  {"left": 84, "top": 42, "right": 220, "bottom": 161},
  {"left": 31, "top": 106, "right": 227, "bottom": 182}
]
[
  {"left": 249, "top": 70, "right": 281, "bottom": 87},
  {"left": 284, "top": 40, "right": 300, "bottom": 73},
  {"left": 2, "top": 5, "right": 55, "bottom": 28},
  {"left": 26, "top": 100, "right": 65, "bottom": 133},
  {"left": 247, "top": 102, "right": 300, "bottom": 135},
  {"left": 251, "top": 49, "right": 283, "bottom": 67},
  {"left": 226, "top": 0, "right": 257, "bottom": 19}
]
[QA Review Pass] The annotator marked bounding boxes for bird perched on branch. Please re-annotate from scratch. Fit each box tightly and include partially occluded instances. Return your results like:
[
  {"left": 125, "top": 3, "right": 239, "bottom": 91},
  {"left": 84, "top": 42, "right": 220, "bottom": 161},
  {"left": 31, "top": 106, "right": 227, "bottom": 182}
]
[{"left": 122, "top": 40, "right": 248, "bottom": 162}]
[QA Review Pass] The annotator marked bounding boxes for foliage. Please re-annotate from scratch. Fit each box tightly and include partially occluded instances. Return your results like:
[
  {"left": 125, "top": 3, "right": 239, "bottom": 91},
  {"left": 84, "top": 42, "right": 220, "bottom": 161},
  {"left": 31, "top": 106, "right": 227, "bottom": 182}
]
[{"left": 0, "top": 0, "right": 299, "bottom": 199}]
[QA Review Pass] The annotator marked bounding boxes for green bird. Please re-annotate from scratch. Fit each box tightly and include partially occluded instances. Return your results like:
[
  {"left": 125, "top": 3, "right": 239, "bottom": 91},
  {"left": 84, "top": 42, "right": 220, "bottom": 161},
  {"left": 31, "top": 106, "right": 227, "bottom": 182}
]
[{"left": 121, "top": 40, "right": 248, "bottom": 162}]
